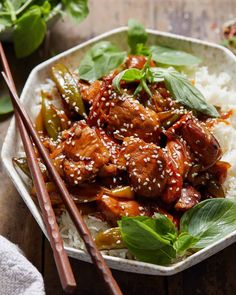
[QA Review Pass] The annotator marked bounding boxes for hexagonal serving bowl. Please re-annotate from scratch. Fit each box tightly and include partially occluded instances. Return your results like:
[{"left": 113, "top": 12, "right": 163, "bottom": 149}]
[{"left": 2, "top": 27, "right": 236, "bottom": 275}]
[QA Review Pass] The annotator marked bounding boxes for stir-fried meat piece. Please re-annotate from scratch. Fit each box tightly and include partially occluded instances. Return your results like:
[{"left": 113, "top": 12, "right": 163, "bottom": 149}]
[
  {"left": 64, "top": 121, "right": 110, "bottom": 164},
  {"left": 98, "top": 164, "right": 118, "bottom": 178},
  {"left": 181, "top": 118, "right": 222, "bottom": 169},
  {"left": 166, "top": 114, "right": 222, "bottom": 169},
  {"left": 167, "top": 139, "right": 191, "bottom": 176},
  {"left": 187, "top": 160, "right": 230, "bottom": 189},
  {"left": 55, "top": 121, "right": 112, "bottom": 185},
  {"left": 106, "top": 96, "right": 161, "bottom": 143},
  {"left": 162, "top": 139, "right": 191, "bottom": 204},
  {"left": 80, "top": 80, "right": 102, "bottom": 103},
  {"left": 174, "top": 186, "right": 201, "bottom": 211},
  {"left": 95, "top": 128, "right": 121, "bottom": 163},
  {"left": 95, "top": 128, "right": 122, "bottom": 180},
  {"left": 125, "top": 55, "right": 156, "bottom": 69},
  {"left": 208, "top": 161, "right": 230, "bottom": 184},
  {"left": 50, "top": 142, "right": 65, "bottom": 177},
  {"left": 117, "top": 137, "right": 167, "bottom": 198},
  {"left": 201, "top": 180, "right": 225, "bottom": 199},
  {"left": 97, "top": 194, "right": 143, "bottom": 225},
  {"left": 98, "top": 193, "right": 178, "bottom": 225},
  {"left": 63, "top": 158, "right": 97, "bottom": 185}
]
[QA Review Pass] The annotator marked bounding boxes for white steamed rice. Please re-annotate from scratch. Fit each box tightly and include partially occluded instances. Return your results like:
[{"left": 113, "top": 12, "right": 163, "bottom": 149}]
[{"left": 58, "top": 66, "right": 236, "bottom": 257}]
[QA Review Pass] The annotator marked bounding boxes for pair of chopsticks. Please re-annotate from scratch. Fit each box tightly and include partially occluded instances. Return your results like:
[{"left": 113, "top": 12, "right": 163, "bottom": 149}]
[{"left": 0, "top": 43, "right": 122, "bottom": 295}]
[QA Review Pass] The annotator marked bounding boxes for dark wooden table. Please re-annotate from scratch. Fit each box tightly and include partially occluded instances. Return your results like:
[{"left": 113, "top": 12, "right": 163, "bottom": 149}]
[{"left": 1, "top": 1, "right": 236, "bottom": 294}]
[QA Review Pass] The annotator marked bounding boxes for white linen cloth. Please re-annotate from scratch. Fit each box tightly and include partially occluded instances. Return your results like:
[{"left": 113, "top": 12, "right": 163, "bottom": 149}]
[{"left": 0, "top": 236, "right": 45, "bottom": 295}]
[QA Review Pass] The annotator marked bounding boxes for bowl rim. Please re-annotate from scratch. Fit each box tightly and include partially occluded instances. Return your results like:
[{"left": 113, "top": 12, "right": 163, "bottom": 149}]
[{"left": 2, "top": 26, "right": 236, "bottom": 276}]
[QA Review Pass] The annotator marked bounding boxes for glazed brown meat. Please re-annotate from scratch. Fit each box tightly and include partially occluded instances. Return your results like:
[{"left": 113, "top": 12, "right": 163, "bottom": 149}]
[
  {"left": 36, "top": 58, "right": 230, "bottom": 228},
  {"left": 117, "top": 137, "right": 168, "bottom": 198},
  {"left": 64, "top": 121, "right": 110, "bottom": 163},
  {"left": 174, "top": 186, "right": 201, "bottom": 211},
  {"left": 181, "top": 118, "right": 222, "bottom": 169},
  {"left": 54, "top": 121, "right": 115, "bottom": 185},
  {"left": 125, "top": 55, "right": 156, "bottom": 69},
  {"left": 106, "top": 96, "right": 161, "bottom": 143},
  {"left": 162, "top": 139, "right": 191, "bottom": 204},
  {"left": 97, "top": 194, "right": 143, "bottom": 225},
  {"left": 80, "top": 80, "right": 102, "bottom": 103}
]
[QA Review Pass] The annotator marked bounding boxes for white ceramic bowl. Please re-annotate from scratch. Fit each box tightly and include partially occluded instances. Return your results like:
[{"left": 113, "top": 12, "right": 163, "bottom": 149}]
[{"left": 2, "top": 27, "right": 236, "bottom": 276}]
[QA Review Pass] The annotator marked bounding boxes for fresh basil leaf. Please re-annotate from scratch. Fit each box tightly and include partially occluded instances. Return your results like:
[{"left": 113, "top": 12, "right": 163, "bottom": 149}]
[
  {"left": 128, "top": 19, "right": 148, "bottom": 54},
  {"left": 0, "top": 96, "right": 13, "bottom": 115},
  {"left": 151, "top": 67, "right": 219, "bottom": 117},
  {"left": 153, "top": 213, "right": 178, "bottom": 242},
  {"left": 136, "top": 44, "right": 151, "bottom": 56},
  {"left": 40, "top": 1, "right": 51, "bottom": 16},
  {"left": 180, "top": 199, "right": 236, "bottom": 249},
  {"left": 12, "top": 0, "right": 26, "bottom": 10},
  {"left": 173, "top": 232, "right": 199, "bottom": 255},
  {"left": 150, "top": 45, "right": 201, "bottom": 66},
  {"left": 4, "top": 0, "right": 17, "bottom": 22},
  {"left": 78, "top": 41, "right": 127, "bottom": 81},
  {"left": 62, "top": 0, "right": 89, "bottom": 23},
  {"left": 118, "top": 216, "right": 176, "bottom": 265},
  {"left": 13, "top": 5, "right": 46, "bottom": 58},
  {"left": 113, "top": 68, "right": 143, "bottom": 93},
  {"left": 0, "top": 14, "right": 12, "bottom": 28}
]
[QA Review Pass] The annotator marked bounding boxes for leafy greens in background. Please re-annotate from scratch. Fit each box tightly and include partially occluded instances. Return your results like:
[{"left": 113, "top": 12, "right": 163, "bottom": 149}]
[
  {"left": 0, "top": 0, "right": 89, "bottom": 58},
  {"left": 118, "top": 199, "right": 236, "bottom": 265},
  {"left": 0, "top": 96, "right": 13, "bottom": 115}
]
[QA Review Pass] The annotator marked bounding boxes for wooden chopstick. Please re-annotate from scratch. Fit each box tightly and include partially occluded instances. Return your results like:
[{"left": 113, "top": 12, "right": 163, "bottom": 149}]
[
  {"left": 0, "top": 43, "right": 77, "bottom": 293},
  {"left": 1, "top": 61, "right": 122, "bottom": 295}
]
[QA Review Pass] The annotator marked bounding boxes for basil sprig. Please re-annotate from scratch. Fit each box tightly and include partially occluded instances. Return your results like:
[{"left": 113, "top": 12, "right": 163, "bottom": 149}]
[
  {"left": 151, "top": 67, "right": 219, "bottom": 117},
  {"left": 150, "top": 45, "right": 202, "bottom": 66},
  {"left": 180, "top": 198, "right": 236, "bottom": 248},
  {"left": 128, "top": 18, "right": 148, "bottom": 54},
  {"left": 113, "top": 65, "right": 219, "bottom": 118},
  {"left": 118, "top": 199, "right": 236, "bottom": 265},
  {"left": 118, "top": 215, "right": 177, "bottom": 265},
  {"left": 78, "top": 41, "right": 127, "bottom": 81},
  {"left": 113, "top": 55, "right": 153, "bottom": 97},
  {"left": 127, "top": 20, "right": 201, "bottom": 66}
]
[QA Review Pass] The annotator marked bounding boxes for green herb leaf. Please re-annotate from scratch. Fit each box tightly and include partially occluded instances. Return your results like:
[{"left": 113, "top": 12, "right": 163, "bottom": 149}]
[
  {"left": 150, "top": 67, "right": 219, "bottom": 117},
  {"left": 153, "top": 213, "right": 178, "bottom": 242},
  {"left": 136, "top": 44, "right": 151, "bottom": 56},
  {"left": 118, "top": 216, "right": 176, "bottom": 265},
  {"left": 0, "top": 96, "right": 13, "bottom": 115},
  {"left": 13, "top": 5, "right": 46, "bottom": 58},
  {"left": 150, "top": 45, "right": 201, "bottom": 66},
  {"left": 180, "top": 199, "right": 236, "bottom": 249},
  {"left": 173, "top": 232, "right": 199, "bottom": 255},
  {"left": 12, "top": 0, "right": 26, "bottom": 11},
  {"left": 128, "top": 19, "right": 148, "bottom": 54},
  {"left": 113, "top": 68, "right": 143, "bottom": 93},
  {"left": 40, "top": 1, "right": 51, "bottom": 17},
  {"left": 62, "top": 0, "right": 89, "bottom": 23},
  {"left": 78, "top": 41, "right": 127, "bottom": 81},
  {"left": 0, "top": 14, "right": 12, "bottom": 28},
  {"left": 4, "top": 0, "right": 17, "bottom": 22}
]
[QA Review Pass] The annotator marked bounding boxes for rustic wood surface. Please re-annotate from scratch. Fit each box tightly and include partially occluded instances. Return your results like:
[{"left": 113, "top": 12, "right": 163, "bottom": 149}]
[{"left": 1, "top": 0, "right": 236, "bottom": 294}]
